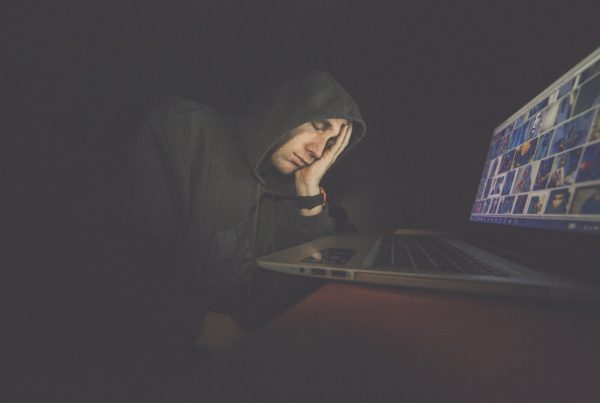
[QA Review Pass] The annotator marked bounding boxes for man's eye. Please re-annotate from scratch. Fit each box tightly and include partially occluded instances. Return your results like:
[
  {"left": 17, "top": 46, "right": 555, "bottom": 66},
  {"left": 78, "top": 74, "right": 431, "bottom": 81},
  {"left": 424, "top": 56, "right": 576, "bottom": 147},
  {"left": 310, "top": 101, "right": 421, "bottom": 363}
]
[
  {"left": 326, "top": 137, "right": 338, "bottom": 149},
  {"left": 311, "top": 120, "right": 332, "bottom": 131},
  {"left": 311, "top": 121, "right": 325, "bottom": 131}
]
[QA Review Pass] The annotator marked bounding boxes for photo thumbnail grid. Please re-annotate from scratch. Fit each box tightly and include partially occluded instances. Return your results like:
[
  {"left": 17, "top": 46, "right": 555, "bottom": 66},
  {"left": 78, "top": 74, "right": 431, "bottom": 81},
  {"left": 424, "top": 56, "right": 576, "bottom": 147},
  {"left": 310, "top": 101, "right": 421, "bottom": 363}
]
[{"left": 471, "top": 61, "right": 600, "bottom": 228}]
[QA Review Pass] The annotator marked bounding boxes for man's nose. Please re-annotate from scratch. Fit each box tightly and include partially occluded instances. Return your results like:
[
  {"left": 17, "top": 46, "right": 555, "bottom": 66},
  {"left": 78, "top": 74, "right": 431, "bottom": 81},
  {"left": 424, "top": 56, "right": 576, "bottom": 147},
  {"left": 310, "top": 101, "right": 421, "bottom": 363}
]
[{"left": 306, "top": 138, "right": 328, "bottom": 160}]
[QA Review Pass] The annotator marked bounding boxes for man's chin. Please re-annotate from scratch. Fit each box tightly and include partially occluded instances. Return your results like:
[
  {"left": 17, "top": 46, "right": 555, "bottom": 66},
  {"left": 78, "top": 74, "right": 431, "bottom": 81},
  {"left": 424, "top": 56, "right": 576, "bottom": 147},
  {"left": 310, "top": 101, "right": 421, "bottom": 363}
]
[{"left": 272, "top": 161, "right": 296, "bottom": 175}]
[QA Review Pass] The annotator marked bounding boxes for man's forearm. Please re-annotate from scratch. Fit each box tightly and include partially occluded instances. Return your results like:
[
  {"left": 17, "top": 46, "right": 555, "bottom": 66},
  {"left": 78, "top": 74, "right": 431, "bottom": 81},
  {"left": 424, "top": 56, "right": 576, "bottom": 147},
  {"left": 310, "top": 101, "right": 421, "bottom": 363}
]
[{"left": 295, "top": 181, "right": 323, "bottom": 216}]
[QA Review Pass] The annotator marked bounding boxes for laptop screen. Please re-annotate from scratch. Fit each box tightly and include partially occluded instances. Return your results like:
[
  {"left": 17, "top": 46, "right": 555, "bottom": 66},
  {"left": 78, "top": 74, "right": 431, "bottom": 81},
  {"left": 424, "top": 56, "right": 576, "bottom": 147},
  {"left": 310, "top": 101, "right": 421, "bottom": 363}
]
[{"left": 470, "top": 48, "right": 600, "bottom": 234}]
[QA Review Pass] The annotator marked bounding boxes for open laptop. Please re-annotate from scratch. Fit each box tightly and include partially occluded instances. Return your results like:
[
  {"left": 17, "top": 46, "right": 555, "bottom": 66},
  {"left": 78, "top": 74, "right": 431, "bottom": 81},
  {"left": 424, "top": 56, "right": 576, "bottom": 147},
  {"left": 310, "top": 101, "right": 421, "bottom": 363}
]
[{"left": 257, "top": 47, "right": 600, "bottom": 301}]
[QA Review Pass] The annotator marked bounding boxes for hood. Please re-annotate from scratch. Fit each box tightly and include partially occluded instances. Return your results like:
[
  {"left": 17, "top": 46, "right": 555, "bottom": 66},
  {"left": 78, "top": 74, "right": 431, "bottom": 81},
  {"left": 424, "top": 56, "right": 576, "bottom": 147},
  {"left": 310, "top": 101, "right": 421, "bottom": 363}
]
[{"left": 235, "top": 70, "right": 366, "bottom": 186}]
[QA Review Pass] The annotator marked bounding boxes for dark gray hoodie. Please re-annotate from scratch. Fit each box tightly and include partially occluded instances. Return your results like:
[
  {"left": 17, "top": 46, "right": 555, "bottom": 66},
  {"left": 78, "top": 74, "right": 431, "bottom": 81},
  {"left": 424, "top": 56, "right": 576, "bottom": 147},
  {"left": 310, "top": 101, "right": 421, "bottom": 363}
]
[{"left": 104, "top": 70, "right": 365, "bottom": 347}]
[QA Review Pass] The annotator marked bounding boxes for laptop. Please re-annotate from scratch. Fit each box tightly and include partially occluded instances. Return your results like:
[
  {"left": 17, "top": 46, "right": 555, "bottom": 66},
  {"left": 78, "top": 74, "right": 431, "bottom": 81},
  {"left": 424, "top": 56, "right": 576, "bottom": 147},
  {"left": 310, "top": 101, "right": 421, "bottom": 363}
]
[{"left": 257, "top": 47, "right": 600, "bottom": 301}]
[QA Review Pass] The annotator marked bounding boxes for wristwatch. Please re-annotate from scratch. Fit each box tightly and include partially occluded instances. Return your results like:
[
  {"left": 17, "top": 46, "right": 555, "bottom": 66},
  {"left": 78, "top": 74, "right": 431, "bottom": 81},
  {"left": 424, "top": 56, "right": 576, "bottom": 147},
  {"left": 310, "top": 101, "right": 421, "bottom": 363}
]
[{"left": 296, "top": 187, "right": 327, "bottom": 210}]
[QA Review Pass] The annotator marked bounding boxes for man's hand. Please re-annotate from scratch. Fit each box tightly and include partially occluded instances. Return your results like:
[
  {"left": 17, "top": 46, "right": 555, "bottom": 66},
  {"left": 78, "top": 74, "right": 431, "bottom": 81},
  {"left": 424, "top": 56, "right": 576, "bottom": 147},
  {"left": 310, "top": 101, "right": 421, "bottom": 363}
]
[
  {"left": 294, "top": 122, "right": 352, "bottom": 216},
  {"left": 295, "top": 122, "right": 352, "bottom": 192}
]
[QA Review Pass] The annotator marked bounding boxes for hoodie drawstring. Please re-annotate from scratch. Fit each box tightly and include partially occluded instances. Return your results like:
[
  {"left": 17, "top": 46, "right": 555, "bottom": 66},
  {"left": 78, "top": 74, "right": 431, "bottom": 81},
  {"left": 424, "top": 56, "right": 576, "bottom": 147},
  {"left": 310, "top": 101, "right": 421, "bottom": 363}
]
[
  {"left": 270, "top": 193, "right": 275, "bottom": 254},
  {"left": 270, "top": 192, "right": 278, "bottom": 296},
  {"left": 247, "top": 183, "right": 262, "bottom": 298},
  {"left": 252, "top": 183, "right": 262, "bottom": 255},
  {"left": 248, "top": 184, "right": 281, "bottom": 298}
]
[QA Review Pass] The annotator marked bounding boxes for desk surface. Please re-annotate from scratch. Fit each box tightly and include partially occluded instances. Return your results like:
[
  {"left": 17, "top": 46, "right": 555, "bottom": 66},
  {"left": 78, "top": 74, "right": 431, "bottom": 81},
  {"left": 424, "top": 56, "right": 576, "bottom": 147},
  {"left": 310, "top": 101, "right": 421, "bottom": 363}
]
[{"left": 171, "top": 282, "right": 600, "bottom": 402}]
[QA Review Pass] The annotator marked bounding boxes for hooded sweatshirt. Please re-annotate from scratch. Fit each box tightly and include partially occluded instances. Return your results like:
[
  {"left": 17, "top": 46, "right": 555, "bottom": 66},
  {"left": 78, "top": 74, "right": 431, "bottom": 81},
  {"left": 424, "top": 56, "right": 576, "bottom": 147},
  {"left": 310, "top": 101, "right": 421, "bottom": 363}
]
[{"left": 102, "top": 70, "right": 366, "bottom": 348}]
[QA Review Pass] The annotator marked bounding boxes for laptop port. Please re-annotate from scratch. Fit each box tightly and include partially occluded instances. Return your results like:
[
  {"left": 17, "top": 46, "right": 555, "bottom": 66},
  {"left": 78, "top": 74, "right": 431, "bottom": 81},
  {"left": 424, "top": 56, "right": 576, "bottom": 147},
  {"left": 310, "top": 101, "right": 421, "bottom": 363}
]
[
  {"left": 310, "top": 268, "right": 326, "bottom": 276},
  {"left": 330, "top": 270, "right": 347, "bottom": 278}
]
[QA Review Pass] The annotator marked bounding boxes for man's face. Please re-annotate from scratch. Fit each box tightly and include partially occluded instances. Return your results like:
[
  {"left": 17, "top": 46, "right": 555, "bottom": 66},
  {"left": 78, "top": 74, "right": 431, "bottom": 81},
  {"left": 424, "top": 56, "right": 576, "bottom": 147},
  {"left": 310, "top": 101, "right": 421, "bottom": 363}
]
[
  {"left": 269, "top": 118, "right": 349, "bottom": 174},
  {"left": 552, "top": 193, "right": 565, "bottom": 208}
]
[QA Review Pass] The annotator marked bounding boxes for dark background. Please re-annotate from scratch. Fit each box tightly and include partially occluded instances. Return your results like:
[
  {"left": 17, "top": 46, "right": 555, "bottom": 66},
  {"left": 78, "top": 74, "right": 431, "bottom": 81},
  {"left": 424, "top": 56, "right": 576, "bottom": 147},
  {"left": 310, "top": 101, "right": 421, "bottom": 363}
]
[
  {"left": 4, "top": 0, "right": 600, "bottom": 308},
  {"left": 5, "top": 0, "right": 600, "bottom": 398},
  {"left": 6, "top": 0, "right": 600, "bottom": 244},
  {"left": 6, "top": 0, "right": 600, "bottom": 237}
]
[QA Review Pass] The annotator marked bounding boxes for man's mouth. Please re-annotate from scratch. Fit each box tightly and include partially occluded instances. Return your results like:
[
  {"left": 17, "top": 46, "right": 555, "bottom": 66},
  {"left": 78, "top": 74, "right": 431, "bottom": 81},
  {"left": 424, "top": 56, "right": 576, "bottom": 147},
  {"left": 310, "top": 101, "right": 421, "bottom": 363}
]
[{"left": 292, "top": 153, "right": 307, "bottom": 167}]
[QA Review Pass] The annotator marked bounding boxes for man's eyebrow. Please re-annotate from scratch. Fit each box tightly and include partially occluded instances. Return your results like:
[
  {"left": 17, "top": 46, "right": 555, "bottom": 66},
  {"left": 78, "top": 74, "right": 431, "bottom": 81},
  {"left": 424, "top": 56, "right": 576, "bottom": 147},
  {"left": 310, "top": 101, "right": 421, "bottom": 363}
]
[{"left": 313, "top": 119, "right": 333, "bottom": 130}]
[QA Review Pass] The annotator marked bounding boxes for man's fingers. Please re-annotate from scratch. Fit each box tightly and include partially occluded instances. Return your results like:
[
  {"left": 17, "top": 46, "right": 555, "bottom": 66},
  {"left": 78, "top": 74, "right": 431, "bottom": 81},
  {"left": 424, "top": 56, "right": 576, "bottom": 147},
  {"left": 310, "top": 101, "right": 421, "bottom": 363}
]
[
  {"left": 314, "top": 121, "right": 352, "bottom": 169},
  {"left": 320, "top": 124, "right": 346, "bottom": 160},
  {"left": 330, "top": 122, "right": 352, "bottom": 162},
  {"left": 342, "top": 122, "right": 353, "bottom": 151},
  {"left": 329, "top": 123, "right": 351, "bottom": 154}
]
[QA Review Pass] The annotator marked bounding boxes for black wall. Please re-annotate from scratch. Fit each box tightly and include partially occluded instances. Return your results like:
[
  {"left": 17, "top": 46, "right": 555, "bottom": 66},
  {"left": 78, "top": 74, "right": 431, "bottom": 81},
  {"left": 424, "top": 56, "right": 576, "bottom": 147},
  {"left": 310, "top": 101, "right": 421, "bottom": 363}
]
[
  {"left": 5, "top": 1, "right": 600, "bottom": 374},
  {"left": 7, "top": 0, "right": 600, "bottom": 239}
]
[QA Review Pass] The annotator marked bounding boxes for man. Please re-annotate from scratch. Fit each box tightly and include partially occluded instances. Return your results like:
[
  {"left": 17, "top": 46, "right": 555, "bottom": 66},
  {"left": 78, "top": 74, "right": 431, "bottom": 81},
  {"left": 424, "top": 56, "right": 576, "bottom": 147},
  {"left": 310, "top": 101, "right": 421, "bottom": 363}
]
[
  {"left": 100, "top": 70, "right": 366, "bottom": 353},
  {"left": 527, "top": 195, "right": 545, "bottom": 214},
  {"left": 548, "top": 156, "right": 567, "bottom": 188},
  {"left": 580, "top": 188, "right": 600, "bottom": 214},
  {"left": 544, "top": 189, "right": 570, "bottom": 214}
]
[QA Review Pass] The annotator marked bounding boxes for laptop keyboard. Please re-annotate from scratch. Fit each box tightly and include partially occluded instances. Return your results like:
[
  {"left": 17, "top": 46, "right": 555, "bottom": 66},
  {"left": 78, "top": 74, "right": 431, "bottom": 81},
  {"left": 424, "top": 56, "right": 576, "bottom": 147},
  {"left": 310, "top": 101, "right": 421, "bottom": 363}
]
[{"left": 373, "top": 235, "right": 509, "bottom": 277}]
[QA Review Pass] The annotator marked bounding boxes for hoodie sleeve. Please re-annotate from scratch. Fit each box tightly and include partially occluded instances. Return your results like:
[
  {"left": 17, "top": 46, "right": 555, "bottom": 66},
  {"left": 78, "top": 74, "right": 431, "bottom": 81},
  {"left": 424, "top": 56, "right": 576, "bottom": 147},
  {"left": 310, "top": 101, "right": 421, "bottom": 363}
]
[
  {"left": 293, "top": 208, "right": 336, "bottom": 240},
  {"left": 274, "top": 201, "right": 335, "bottom": 251}
]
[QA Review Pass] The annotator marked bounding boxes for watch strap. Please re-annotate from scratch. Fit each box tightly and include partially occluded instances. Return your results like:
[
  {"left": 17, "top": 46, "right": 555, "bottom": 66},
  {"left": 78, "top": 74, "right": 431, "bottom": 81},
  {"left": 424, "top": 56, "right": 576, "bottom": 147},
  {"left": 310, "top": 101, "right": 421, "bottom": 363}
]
[{"left": 296, "top": 187, "right": 327, "bottom": 209}]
